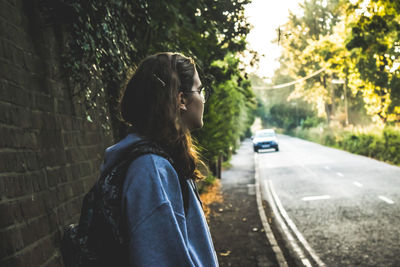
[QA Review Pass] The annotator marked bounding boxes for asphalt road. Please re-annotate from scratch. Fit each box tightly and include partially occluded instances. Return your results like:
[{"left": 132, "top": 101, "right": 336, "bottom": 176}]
[{"left": 257, "top": 134, "right": 400, "bottom": 267}]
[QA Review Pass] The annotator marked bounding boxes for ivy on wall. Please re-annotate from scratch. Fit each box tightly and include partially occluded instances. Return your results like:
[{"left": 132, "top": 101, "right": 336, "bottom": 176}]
[
  {"left": 39, "top": 0, "right": 257, "bottom": 167},
  {"left": 39, "top": 0, "right": 149, "bottom": 136}
]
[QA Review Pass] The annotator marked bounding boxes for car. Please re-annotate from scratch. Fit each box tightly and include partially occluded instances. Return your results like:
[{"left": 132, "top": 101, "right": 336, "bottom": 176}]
[{"left": 252, "top": 129, "right": 279, "bottom": 152}]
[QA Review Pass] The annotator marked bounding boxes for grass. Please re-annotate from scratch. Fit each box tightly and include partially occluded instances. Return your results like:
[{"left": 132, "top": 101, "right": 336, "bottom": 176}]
[{"left": 222, "top": 161, "right": 232, "bottom": 170}]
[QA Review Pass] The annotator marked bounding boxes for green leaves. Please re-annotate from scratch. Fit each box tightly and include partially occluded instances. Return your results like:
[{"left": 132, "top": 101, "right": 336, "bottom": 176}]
[
  {"left": 346, "top": 0, "right": 400, "bottom": 122},
  {"left": 41, "top": 0, "right": 254, "bottom": 165},
  {"left": 273, "top": 0, "right": 400, "bottom": 125},
  {"left": 194, "top": 53, "right": 256, "bottom": 163}
]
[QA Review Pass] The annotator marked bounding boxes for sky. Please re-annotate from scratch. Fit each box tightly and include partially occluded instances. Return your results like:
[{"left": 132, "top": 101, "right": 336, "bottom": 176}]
[{"left": 244, "top": 0, "right": 303, "bottom": 79}]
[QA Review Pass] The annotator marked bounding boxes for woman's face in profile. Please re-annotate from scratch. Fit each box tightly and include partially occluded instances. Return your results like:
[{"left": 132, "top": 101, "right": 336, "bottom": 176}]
[{"left": 180, "top": 67, "right": 204, "bottom": 131}]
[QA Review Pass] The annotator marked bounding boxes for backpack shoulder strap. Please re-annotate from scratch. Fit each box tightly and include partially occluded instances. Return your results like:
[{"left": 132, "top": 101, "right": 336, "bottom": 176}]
[
  {"left": 124, "top": 140, "right": 174, "bottom": 166},
  {"left": 122, "top": 140, "right": 189, "bottom": 215},
  {"left": 128, "top": 141, "right": 190, "bottom": 215},
  {"left": 61, "top": 140, "right": 188, "bottom": 267}
]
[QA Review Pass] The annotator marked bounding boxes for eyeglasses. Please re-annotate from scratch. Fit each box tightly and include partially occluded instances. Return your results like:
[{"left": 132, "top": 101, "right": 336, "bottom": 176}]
[{"left": 184, "top": 87, "right": 211, "bottom": 103}]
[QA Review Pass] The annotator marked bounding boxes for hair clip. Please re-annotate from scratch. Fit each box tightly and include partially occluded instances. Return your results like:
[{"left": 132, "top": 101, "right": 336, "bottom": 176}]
[{"left": 153, "top": 74, "right": 166, "bottom": 87}]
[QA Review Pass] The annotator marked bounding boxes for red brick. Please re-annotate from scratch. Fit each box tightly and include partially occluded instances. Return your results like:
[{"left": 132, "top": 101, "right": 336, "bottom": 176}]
[
  {"left": 0, "top": 152, "right": 24, "bottom": 174},
  {"left": 0, "top": 1, "right": 21, "bottom": 26},
  {"left": 0, "top": 227, "right": 24, "bottom": 258},
  {"left": 0, "top": 201, "right": 22, "bottom": 228},
  {"left": 19, "top": 196, "right": 44, "bottom": 221},
  {"left": 0, "top": 1, "right": 114, "bottom": 264}
]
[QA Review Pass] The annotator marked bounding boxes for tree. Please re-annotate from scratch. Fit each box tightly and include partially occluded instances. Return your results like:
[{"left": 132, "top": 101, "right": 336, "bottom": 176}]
[
  {"left": 272, "top": 0, "right": 400, "bottom": 126},
  {"left": 41, "top": 0, "right": 256, "bottom": 170},
  {"left": 275, "top": 0, "right": 342, "bottom": 121},
  {"left": 194, "top": 53, "right": 256, "bottom": 165},
  {"left": 346, "top": 0, "right": 400, "bottom": 123}
]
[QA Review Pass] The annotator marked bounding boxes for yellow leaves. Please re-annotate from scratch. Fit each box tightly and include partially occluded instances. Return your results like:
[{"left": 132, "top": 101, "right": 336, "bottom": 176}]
[
  {"left": 387, "top": 105, "right": 400, "bottom": 122},
  {"left": 387, "top": 113, "right": 400, "bottom": 123},
  {"left": 360, "top": 84, "right": 392, "bottom": 123},
  {"left": 200, "top": 179, "right": 223, "bottom": 219},
  {"left": 348, "top": 71, "right": 363, "bottom": 95},
  {"left": 289, "top": 79, "right": 328, "bottom": 117},
  {"left": 219, "top": 250, "right": 231, "bottom": 257}
]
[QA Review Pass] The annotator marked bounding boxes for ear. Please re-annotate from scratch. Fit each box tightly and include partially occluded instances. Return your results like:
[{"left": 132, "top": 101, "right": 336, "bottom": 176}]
[{"left": 178, "top": 92, "right": 187, "bottom": 111}]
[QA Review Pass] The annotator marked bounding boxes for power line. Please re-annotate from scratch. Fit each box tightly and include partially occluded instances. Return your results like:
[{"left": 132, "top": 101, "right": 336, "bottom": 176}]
[{"left": 253, "top": 68, "right": 326, "bottom": 90}]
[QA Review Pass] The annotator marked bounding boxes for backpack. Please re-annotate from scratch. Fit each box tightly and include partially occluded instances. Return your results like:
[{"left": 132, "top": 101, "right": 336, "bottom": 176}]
[{"left": 61, "top": 140, "right": 190, "bottom": 267}]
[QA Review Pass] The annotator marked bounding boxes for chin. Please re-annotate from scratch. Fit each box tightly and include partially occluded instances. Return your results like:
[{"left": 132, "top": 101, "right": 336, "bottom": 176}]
[
  {"left": 197, "top": 119, "right": 204, "bottom": 128},
  {"left": 190, "top": 120, "right": 203, "bottom": 131}
]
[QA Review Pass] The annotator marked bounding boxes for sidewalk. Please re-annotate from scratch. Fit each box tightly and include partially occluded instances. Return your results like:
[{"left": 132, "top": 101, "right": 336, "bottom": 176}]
[{"left": 205, "top": 139, "right": 278, "bottom": 267}]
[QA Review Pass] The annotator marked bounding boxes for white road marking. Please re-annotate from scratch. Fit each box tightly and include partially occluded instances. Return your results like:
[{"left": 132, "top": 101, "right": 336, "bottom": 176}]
[
  {"left": 264, "top": 181, "right": 312, "bottom": 267},
  {"left": 337, "top": 172, "right": 344, "bottom": 177},
  {"left": 353, "top": 181, "right": 363, "bottom": 188},
  {"left": 267, "top": 180, "right": 326, "bottom": 267},
  {"left": 379, "top": 196, "right": 395, "bottom": 204},
  {"left": 302, "top": 195, "right": 331, "bottom": 201},
  {"left": 254, "top": 154, "right": 288, "bottom": 267}
]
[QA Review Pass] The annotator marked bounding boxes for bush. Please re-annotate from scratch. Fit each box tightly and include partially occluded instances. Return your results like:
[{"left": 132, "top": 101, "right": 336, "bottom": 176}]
[
  {"left": 268, "top": 103, "right": 319, "bottom": 131},
  {"left": 383, "top": 127, "right": 400, "bottom": 164},
  {"left": 290, "top": 126, "right": 400, "bottom": 166},
  {"left": 302, "top": 116, "right": 324, "bottom": 129},
  {"left": 323, "top": 131, "right": 337, "bottom": 147}
]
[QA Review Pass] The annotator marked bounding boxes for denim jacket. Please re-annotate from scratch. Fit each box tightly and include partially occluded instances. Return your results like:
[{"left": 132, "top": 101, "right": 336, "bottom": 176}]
[{"left": 100, "top": 132, "right": 219, "bottom": 267}]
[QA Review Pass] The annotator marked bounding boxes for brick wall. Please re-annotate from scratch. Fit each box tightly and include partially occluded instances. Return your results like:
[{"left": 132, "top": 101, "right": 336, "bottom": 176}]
[{"left": 0, "top": 1, "right": 115, "bottom": 266}]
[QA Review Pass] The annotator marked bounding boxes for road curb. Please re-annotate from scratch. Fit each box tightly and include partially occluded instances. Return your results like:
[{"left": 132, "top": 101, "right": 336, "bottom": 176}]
[
  {"left": 255, "top": 151, "right": 326, "bottom": 267},
  {"left": 254, "top": 153, "right": 288, "bottom": 267},
  {"left": 266, "top": 180, "right": 326, "bottom": 267}
]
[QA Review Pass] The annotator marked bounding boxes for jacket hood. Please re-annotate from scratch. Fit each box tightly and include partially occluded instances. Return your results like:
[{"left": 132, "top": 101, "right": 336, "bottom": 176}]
[{"left": 100, "top": 132, "right": 144, "bottom": 174}]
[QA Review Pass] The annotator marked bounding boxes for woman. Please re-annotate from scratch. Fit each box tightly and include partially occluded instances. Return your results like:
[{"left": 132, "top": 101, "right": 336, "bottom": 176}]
[{"left": 100, "top": 52, "right": 218, "bottom": 266}]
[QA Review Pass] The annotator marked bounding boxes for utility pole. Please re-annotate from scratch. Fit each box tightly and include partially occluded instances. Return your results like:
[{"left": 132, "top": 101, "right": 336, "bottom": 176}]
[
  {"left": 332, "top": 78, "right": 348, "bottom": 126},
  {"left": 291, "top": 102, "right": 298, "bottom": 127},
  {"left": 344, "top": 77, "right": 349, "bottom": 126}
]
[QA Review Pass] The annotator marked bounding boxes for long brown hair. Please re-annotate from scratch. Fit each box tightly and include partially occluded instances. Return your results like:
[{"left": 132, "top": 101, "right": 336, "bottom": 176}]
[{"left": 119, "top": 52, "right": 205, "bottom": 180}]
